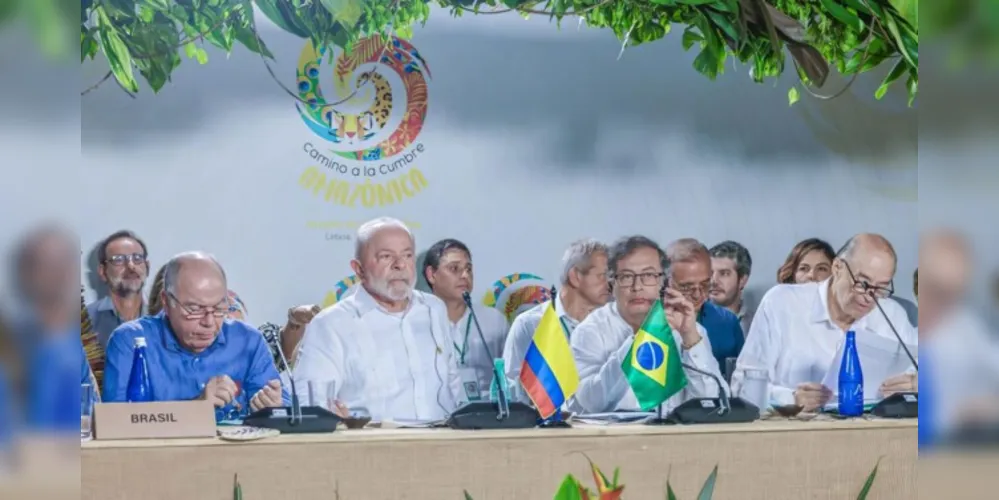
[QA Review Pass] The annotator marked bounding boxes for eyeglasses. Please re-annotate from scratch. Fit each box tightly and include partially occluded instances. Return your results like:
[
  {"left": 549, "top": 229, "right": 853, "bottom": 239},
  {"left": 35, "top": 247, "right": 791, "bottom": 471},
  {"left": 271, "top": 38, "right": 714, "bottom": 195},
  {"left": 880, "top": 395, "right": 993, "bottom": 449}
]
[
  {"left": 168, "top": 291, "right": 230, "bottom": 319},
  {"left": 612, "top": 272, "right": 664, "bottom": 287},
  {"left": 674, "top": 280, "right": 711, "bottom": 298},
  {"left": 842, "top": 261, "right": 894, "bottom": 299},
  {"left": 105, "top": 253, "right": 147, "bottom": 266}
]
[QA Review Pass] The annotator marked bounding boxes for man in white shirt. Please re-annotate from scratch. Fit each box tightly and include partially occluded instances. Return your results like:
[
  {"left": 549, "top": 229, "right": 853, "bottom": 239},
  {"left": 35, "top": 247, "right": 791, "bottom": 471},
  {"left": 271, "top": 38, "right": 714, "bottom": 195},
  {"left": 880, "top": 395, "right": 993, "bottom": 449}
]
[
  {"left": 731, "top": 233, "right": 918, "bottom": 412},
  {"left": 570, "top": 236, "right": 723, "bottom": 413},
  {"left": 502, "top": 239, "right": 610, "bottom": 402},
  {"left": 293, "top": 217, "right": 463, "bottom": 422},
  {"left": 423, "top": 238, "right": 509, "bottom": 401}
]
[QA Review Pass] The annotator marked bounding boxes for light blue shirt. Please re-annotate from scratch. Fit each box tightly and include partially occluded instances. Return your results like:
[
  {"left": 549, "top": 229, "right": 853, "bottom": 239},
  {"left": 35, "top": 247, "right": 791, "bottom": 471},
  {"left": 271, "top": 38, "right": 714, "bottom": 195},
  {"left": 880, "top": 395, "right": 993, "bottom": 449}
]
[{"left": 102, "top": 313, "right": 281, "bottom": 419}]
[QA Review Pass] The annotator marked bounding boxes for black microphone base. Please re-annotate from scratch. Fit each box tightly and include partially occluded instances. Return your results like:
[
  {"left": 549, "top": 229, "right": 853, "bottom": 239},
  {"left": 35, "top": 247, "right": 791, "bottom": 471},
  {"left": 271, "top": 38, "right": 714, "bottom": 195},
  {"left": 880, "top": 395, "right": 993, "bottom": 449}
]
[
  {"left": 659, "top": 397, "right": 761, "bottom": 425},
  {"left": 871, "top": 392, "right": 918, "bottom": 419},
  {"left": 538, "top": 418, "right": 572, "bottom": 428},
  {"left": 446, "top": 401, "right": 539, "bottom": 430},
  {"left": 243, "top": 406, "right": 341, "bottom": 434}
]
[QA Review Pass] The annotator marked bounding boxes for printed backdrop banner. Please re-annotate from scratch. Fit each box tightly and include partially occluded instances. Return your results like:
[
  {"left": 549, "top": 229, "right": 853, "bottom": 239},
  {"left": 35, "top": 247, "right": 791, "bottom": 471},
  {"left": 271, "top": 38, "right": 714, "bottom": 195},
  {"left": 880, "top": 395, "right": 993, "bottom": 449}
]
[{"left": 74, "top": 10, "right": 917, "bottom": 325}]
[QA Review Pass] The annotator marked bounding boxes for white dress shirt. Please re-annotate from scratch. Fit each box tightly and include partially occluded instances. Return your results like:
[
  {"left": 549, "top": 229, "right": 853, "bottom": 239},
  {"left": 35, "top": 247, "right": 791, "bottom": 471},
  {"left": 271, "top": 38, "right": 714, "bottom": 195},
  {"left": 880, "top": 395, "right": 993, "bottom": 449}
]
[
  {"left": 502, "top": 297, "right": 580, "bottom": 403},
  {"left": 293, "top": 286, "right": 464, "bottom": 422},
  {"left": 731, "top": 279, "right": 918, "bottom": 407},
  {"left": 449, "top": 303, "right": 509, "bottom": 397},
  {"left": 569, "top": 302, "right": 723, "bottom": 413}
]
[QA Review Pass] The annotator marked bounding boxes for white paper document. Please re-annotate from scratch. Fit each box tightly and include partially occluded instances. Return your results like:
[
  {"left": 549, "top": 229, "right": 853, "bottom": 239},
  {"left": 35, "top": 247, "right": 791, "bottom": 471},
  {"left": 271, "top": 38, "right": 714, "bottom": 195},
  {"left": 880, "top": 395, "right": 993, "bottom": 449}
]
[
  {"left": 821, "top": 332, "right": 917, "bottom": 400},
  {"left": 573, "top": 411, "right": 655, "bottom": 425}
]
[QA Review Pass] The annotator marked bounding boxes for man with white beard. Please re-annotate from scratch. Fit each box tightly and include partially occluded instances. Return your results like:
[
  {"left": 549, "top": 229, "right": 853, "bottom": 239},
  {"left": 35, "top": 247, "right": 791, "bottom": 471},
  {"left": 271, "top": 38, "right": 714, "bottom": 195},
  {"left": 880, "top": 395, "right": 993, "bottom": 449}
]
[{"left": 294, "top": 217, "right": 463, "bottom": 422}]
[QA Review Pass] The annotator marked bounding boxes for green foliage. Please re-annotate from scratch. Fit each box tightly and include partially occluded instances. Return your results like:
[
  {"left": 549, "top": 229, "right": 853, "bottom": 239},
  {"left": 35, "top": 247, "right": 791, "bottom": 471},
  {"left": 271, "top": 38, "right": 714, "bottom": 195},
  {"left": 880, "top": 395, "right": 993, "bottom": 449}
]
[{"left": 70, "top": 0, "right": 921, "bottom": 103}]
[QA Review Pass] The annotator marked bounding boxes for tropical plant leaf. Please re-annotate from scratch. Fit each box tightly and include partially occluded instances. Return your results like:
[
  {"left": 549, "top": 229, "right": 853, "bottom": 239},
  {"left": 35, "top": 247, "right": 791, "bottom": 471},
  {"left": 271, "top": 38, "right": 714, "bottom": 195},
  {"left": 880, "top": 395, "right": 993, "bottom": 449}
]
[
  {"left": 554, "top": 475, "right": 584, "bottom": 500},
  {"left": 856, "top": 458, "right": 882, "bottom": 500},
  {"left": 788, "top": 86, "right": 800, "bottom": 106},
  {"left": 463, "top": 491, "right": 474, "bottom": 500},
  {"left": 233, "top": 474, "right": 242, "bottom": 500},
  {"left": 696, "top": 465, "right": 718, "bottom": 500},
  {"left": 666, "top": 480, "right": 678, "bottom": 500}
]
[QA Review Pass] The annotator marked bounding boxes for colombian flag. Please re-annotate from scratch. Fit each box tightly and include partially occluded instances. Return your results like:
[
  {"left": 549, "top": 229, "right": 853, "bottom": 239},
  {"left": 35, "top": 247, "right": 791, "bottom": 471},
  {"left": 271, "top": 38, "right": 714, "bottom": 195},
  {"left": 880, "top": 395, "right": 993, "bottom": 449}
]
[
  {"left": 621, "top": 299, "right": 687, "bottom": 410},
  {"left": 519, "top": 301, "right": 579, "bottom": 419}
]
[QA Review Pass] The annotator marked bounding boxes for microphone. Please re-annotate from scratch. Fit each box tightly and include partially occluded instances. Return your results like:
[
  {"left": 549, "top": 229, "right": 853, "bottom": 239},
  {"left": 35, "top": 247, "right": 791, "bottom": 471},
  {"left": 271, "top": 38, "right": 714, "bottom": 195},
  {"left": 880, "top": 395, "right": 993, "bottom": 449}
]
[
  {"left": 243, "top": 325, "right": 341, "bottom": 433},
  {"left": 869, "top": 294, "right": 919, "bottom": 419},
  {"left": 648, "top": 361, "right": 760, "bottom": 425},
  {"left": 445, "top": 291, "right": 538, "bottom": 430}
]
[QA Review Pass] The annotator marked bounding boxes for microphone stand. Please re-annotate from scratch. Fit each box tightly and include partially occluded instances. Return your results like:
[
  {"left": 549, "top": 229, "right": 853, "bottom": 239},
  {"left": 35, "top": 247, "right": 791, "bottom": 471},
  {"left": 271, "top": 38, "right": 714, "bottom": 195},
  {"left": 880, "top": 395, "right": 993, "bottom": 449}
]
[
  {"left": 647, "top": 362, "right": 758, "bottom": 425},
  {"left": 242, "top": 325, "right": 341, "bottom": 433},
  {"left": 464, "top": 291, "right": 510, "bottom": 420},
  {"left": 869, "top": 294, "right": 919, "bottom": 419},
  {"left": 445, "top": 292, "right": 539, "bottom": 430}
]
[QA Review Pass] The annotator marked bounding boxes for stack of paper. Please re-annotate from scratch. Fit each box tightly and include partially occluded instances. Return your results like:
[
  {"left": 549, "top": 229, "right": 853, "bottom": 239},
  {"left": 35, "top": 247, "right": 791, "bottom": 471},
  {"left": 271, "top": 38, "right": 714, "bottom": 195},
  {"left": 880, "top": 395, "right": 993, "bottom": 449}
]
[{"left": 573, "top": 411, "right": 656, "bottom": 425}]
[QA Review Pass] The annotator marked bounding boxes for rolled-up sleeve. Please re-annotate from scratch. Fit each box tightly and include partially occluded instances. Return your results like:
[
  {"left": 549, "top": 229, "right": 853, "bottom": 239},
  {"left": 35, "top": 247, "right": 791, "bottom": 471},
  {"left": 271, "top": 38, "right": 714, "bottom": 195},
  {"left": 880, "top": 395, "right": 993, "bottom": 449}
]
[
  {"left": 730, "top": 297, "right": 795, "bottom": 407},
  {"left": 570, "top": 321, "right": 632, "bottom": 413}
]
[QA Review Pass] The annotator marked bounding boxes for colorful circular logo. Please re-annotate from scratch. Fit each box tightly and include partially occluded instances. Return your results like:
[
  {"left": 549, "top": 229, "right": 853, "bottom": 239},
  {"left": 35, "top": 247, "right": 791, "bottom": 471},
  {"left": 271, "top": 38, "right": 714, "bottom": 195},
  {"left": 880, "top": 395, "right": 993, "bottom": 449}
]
[
  {"left": 296, "top": 36, "right": 431, "bottom": 161},
  {"left": 481, "top": 273, "right": 552, "bottom": 323}
]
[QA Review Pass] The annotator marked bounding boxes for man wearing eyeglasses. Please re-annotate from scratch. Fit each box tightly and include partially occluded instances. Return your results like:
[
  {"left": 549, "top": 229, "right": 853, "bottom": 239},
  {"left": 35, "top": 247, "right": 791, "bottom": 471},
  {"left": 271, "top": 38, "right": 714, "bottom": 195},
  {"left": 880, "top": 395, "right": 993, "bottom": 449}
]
[
  {"left": 85, "top": 230, "right": 150, "bottom": 349},
  {"left": 102, "top": 252, "right": 284, "bottom": 419},
  {"left": 666, "top": 239, "right": 745, "bottom": 379},
  {"left": 570, "top": 236, "right": 723, "bottom": 413},
  {"left": 731, "top": 233, "right": 918, "bottom": 413}
]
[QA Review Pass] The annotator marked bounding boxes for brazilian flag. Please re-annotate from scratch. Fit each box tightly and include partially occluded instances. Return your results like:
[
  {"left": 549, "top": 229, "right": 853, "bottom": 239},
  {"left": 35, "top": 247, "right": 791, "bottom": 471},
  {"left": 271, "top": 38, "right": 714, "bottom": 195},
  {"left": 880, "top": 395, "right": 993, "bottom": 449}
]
[{"left": 621, "top": 299, "right": 688, "bottom": 410}]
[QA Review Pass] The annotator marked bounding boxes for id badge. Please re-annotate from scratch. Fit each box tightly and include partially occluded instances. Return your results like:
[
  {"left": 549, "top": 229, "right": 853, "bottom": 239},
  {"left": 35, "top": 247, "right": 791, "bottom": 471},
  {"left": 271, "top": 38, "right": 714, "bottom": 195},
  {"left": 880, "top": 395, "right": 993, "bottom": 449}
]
[{"left": 459, "top": 366, "right": 482, "bottom": 401}]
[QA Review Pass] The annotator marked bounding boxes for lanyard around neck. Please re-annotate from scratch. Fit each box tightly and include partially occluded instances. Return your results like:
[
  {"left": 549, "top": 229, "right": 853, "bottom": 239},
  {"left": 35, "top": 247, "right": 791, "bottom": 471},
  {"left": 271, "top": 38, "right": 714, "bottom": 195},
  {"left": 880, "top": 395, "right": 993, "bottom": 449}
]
[{"left": 452, "top": 313, "right": 474, "bottom": 365}]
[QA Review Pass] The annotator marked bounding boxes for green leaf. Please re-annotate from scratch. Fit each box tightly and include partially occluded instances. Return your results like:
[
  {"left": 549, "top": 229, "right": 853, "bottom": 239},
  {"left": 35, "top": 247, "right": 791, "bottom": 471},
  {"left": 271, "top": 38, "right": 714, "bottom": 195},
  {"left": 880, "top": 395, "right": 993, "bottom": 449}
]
[
  {"left": 788, "top": 86, "right": 800, "bottom": 106},
  {"left": 319, "top": 0, "right": 364, "bottom": 28},
  {"left": 146, "top": 0, "right": 171, "bottom": 10},
  {"left": 233, "top": 474, "right": 242, "bottom": 500},
  {"left": 856, "top": 458, "right": 882, "bottom": 499},
  {"left": 674, "top": 0, "right": 718, "bottom": 4},
  {"left": 906, "top": 73, "right": 917, "bottom": 107},
  {"left": 463, "top": 491, "right": 474, "bottom": 500},
  {"left": 696, "top": 465, "right": 718, "bottom": 500},
  {"left": 682, "top": 26, "right": 703, "bottom": 50},
  {"left": 820, "top": 0, "right": 865, "bottom": 32},
  {"left": 195, "top": 47, "right": 209, "bottom": 64},
  {"left": 666, "top": 480, "right": 678, "bottom": 500},
  {"left": 553, "top": 475, "right": 584, "bottom": 500},
  {"left": 884, "top": 15, "right": 917, "bottom": 69},
  {"left": 96, "top": 8, "right": 139, "bottom": 92},
  {"left": 255, "top": 0, "right": 310, "bottom": 38},
  {"left": 81, "top": 29, "right": 99, "bottom": 62},
  {"left": 233, "top": 27, "right": 274, "bottom": 58},
  {"left": 874, "top": 58, "right": 907, "bottom": 99}
]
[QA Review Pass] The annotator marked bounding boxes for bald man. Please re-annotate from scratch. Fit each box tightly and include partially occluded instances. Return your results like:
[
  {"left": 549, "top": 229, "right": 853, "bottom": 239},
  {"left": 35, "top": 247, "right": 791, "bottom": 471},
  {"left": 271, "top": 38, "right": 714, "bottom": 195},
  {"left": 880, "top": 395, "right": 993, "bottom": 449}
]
[
  {"left": 731, "top": 234, "right": 918, "bottom": 412},
  {"left": 102, "top": 252, "right": 284, "bottom": 422},
  {"left": 917, "top": 230, "right": 999, "bottom": 445}
]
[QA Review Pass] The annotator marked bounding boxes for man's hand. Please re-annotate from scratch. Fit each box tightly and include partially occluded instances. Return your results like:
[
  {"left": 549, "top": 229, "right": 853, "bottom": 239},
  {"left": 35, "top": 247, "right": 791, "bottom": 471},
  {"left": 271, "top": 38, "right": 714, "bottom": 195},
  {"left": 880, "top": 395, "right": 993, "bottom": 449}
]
[
  {"left": 879, "top": 372, "right": 918, "bottom": 397},
  {"left": 287, "top": 304, "right": 322, "bottom": 328},
  {"left": 794, "top": 382, "right": 832, "bottom": 412},
  {"left": 200, "top": 375, "right": 239, "bottom": 408},
  {"left": 663, "top": 287, "right": 700, "bottom": 345},
  {"left": 249, "top": 380, "right": 283, "bottom": 412}
]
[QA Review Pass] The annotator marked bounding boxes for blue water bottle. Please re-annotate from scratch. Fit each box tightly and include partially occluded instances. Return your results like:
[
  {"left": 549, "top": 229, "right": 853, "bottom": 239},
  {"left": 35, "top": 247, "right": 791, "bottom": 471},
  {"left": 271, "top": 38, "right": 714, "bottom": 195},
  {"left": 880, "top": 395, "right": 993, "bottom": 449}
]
[
  {"left": 126, "top": 337, "right": 154, "bottom": 402},
  {"left": 837, "top": 330, "right": 864, "bottom": 417}
]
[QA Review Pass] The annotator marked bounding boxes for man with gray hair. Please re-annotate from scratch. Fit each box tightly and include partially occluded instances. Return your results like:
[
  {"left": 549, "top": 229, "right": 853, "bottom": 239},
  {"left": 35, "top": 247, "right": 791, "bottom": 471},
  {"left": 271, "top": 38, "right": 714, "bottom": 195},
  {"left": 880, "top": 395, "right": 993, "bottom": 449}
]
[
  {"left": 294, "top": 217, "right": 465, "bottom": 422},
  {"left": 708, "top": 240, "right": 755, "bottom": 336},
  {"left": 731, "top": 233, "right": 917, "bottom": 413},
  {"left": 502, "top": 238, "right": 610, "bottom": 403},
  {"left": 666, "top": 238, "right": 744, "bottom": 377},
  {"left": 103, "top": 251, "right": 285, "bottom": 421}
]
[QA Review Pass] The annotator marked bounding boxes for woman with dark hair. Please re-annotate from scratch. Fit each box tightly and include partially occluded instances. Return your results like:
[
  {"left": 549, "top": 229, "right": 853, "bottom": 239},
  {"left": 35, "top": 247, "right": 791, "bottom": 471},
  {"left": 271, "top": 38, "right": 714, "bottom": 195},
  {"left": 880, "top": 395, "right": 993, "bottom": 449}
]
[{"left": 776, "top": 238, "right": 836, "bottom": 284}]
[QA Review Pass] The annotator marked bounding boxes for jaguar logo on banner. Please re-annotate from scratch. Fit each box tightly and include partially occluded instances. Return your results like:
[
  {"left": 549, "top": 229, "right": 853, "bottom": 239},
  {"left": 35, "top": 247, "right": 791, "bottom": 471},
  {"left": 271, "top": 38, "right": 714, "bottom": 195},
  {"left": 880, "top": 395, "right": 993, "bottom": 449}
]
[{"left": 296, "top": 36, "right": 433, "bottom": 212}]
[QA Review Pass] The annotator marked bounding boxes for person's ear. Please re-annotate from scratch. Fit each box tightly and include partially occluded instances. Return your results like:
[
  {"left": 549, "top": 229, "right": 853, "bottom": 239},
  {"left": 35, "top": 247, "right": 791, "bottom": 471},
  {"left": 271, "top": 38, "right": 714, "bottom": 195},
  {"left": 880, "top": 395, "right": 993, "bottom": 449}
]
[{"left": 350, "top": 259, "right": 364, "bottom": 280}]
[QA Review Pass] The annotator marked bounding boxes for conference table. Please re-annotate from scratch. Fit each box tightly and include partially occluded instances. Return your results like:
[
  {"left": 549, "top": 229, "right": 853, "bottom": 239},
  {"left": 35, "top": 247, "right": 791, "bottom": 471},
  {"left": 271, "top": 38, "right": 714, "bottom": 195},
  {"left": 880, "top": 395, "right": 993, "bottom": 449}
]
[{"left": 81, "top": 417, "right": 917, "bottom": 499}]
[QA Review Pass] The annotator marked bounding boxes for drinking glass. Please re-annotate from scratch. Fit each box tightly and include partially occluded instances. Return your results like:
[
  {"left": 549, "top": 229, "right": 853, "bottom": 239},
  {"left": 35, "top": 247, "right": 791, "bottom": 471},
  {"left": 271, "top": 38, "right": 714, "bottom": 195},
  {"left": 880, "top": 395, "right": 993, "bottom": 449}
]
[
  {"left": 740, "top": 369, "right": 770, "bottom": 413},
  {"left": 81, "top": 383, "right": 94, "bottom": 441}
]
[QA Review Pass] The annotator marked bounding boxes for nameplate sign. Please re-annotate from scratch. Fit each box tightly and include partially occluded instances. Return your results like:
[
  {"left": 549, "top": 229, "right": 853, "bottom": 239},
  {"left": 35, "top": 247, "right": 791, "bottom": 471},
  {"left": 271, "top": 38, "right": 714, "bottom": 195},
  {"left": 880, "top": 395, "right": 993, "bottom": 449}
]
[{"left": 94, "top": 401, "right": 216, "bottom": 440}]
